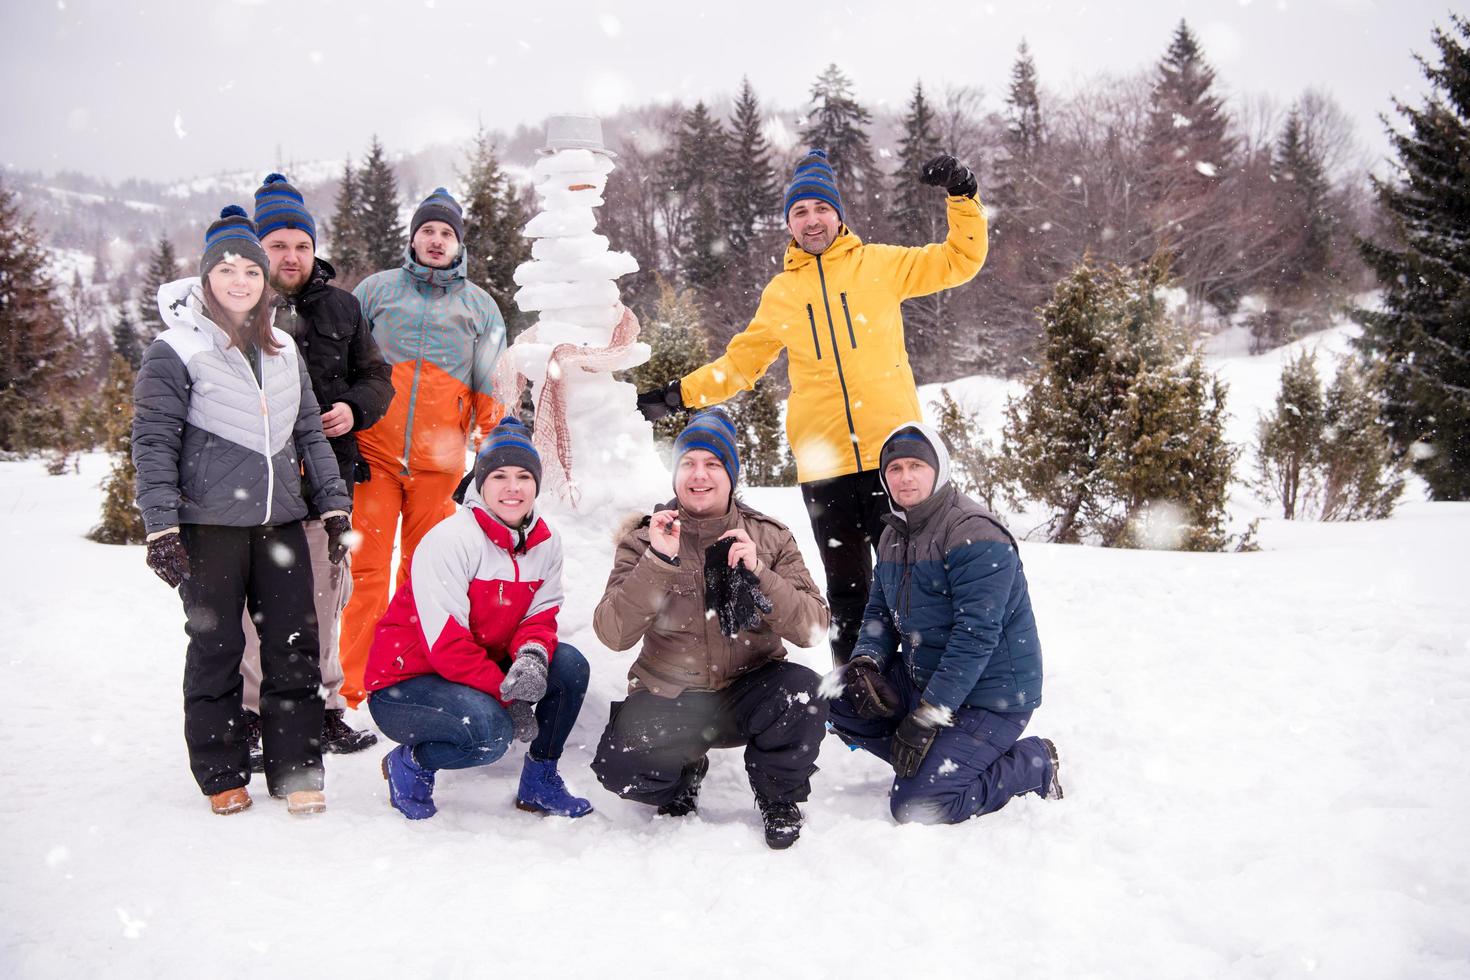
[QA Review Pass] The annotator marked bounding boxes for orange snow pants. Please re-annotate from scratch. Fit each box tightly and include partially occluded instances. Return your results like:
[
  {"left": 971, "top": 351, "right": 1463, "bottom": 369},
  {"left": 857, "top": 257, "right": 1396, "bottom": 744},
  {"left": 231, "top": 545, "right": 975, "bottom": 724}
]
[{"left": 337, "top": 460, "right": 462, "bottom": 709}]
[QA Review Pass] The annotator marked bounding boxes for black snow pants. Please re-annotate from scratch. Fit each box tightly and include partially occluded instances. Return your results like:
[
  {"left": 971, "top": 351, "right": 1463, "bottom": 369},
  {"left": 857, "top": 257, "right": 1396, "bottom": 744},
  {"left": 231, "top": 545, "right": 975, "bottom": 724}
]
[
  {"left": 800, "top": 469, "right": 890, "bottom": 666},
  {"left": 178, "top": 522, "right": 325, "bottom": 797},
  {"left": 592, "top": 660, "right": 829, "bottom": 806}
]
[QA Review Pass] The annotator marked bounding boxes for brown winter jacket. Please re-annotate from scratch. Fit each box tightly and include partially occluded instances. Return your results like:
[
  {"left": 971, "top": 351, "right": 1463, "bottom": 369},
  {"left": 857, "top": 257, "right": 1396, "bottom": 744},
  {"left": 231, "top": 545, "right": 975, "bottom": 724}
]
[{"left": 593, "top": 499, "right": 830, "bottom": 698}]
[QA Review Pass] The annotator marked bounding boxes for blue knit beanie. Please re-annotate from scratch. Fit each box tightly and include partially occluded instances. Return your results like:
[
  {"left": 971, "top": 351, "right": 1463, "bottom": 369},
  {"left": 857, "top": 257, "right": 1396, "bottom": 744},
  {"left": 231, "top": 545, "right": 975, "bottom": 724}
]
[
  {"left": 474, "top": 417, "right": 542, "bottom": 493},
  {"left": 673, "top": 408, "right": 740, "bottom": 487},
  {"left": 199, "top": 205, "right": 268, "bottom": 278},
  {"left": 411, "top": 186, "right": 464, "bottom": 241},
  {"left": 783, "top": 148, "right": 843, "bottom": 223},
  {"left": 253, "top": 172, "right": 316, "bottom": 245}
]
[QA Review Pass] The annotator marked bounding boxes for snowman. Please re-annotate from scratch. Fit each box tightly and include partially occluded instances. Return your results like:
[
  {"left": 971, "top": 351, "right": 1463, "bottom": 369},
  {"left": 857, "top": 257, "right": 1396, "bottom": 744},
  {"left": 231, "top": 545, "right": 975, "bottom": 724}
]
[{"left": 494, "top": 114, "right": 668, "bottom": 515}]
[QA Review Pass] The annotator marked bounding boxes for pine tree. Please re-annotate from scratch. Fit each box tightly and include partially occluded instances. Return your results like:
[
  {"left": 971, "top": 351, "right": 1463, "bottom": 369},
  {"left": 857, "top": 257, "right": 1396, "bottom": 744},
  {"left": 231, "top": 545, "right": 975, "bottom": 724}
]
[
  {"left": 624, "top": 279, "right": 711, "bottom": 443},
  {"left": 800, "top": 64, "right": 878, "bottom": 226},
  {"left": 1318, "top": 361, "right": 1405, "bottom": 520},
  {"left": 357, "top": 136, "right": 405, "bottom": 273},
  {"left": 931, "top": 388, "right": 1000, "bottom": 511},
  {"left": 668, "top": 102, "right": 729, "bottom": 291},
  {"left": 459, "top": 127, "right": 533, "bottom": 332},
  {"left": 136, "top": 235, "right": 178, "bottom": 336},
  {"left": 327, "top": 159, "right": 367, "bottom": 281},
  {"left": 726, "top": 376, "right": 795, "bottom": 487},
  {"left": 1004, "top": 41, "right": 1044, "bottom": 170},
  {"left": 0, "top": 177, "right": 80, "bottom": 454},
  {"left": 1352, "top": 15, "right": 1470, "bottom": 499},
  {"left": 88, "top": 354, "right": 147, "bottom": 544},
  {"left": 111, "top": 306, "right": 143, "bottom": 370},
  {"left": 888, "top": 81, "right": 949, "bottom": 381},
  {"left": 1000, "top": 254, "right": 1235, "bottom": 549},
  {"left": 1253, "top": 350, "right": 1325, "bottom": 519},
  {"left": 723, "top": 78, "right": 781, "bottom": 267}
]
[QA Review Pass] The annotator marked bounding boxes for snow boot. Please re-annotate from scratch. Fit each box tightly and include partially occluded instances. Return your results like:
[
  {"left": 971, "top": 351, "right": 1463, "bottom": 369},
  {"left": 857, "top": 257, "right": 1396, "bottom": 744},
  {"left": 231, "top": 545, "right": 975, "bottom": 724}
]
[
  {"left": 286, "top": 790, "right": 326, "bottom": 816},
  {"left": 243, "top": 710, "right": 265, "bottom": 774},
  {"left": 754, "top": 793, "right": 802, "bottom": 850},
  {"left": 514, "top": 755, "right": 593, "bottom": 818},
  {"left": 209, "top": 787, "right": 252, "bottom": 815},
  {"left": 322, "top": 708, "right": 378, "bottom": 754},
  {"left": 381, "top": 744, "right": 437, "bottom": 820},
  {"left": 1042, "top": 738, "right": 1064, "bottom": 800},
  {"left": 657, "top": 756, "right": 709, "bottom": 817}
]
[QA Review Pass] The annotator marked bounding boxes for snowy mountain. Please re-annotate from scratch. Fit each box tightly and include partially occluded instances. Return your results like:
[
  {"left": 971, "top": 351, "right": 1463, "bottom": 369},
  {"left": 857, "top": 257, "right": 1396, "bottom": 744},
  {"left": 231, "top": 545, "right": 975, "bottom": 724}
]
[{"left": 2, "top": 325, "right": 1465, "bottom": 978}]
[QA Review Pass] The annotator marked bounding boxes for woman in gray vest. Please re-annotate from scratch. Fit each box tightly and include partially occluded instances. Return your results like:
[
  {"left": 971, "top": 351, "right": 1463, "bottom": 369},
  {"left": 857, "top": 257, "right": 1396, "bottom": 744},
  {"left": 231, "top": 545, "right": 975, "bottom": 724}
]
[{"left": 132, "top": 206, "right": 354, "bottom": 817}]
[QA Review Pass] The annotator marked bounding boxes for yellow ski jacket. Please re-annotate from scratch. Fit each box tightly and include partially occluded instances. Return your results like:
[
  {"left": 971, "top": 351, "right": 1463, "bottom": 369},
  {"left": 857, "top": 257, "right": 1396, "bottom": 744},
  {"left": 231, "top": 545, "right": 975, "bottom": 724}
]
[{"left": 679, "top": 195, "right": 988, "bottom": 483}]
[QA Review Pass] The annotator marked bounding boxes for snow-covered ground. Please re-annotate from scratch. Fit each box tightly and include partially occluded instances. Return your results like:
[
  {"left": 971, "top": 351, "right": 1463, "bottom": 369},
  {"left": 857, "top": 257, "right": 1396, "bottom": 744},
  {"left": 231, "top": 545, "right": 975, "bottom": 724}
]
[{"left": 3, "top": 328, "right": 1468, "bottom": 978}]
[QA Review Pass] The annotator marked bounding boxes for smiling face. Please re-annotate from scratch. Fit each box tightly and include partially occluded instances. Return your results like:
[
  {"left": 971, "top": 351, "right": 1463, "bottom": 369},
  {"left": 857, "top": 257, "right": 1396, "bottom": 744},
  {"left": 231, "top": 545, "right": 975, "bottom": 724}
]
[
  {"left": 205, "top": 257, "right": 265, "bottom": 326},
  {"left": 787, "top": 198, "right": 841, "bottom": 255},
  {"left": 674, "top": 449, "right": 732, "bottom": 518},
  {"left": 884, "top": 457, "right": 938, "bottom": 509},
  {"left": 411, "top": 220, "right": 460, "bottom": 269},
  {"left": 262, "top": 227, "right": 315, "bottom": 295},
  {"left": 481, "top": 466, "right": 536, "bottom": 526}
]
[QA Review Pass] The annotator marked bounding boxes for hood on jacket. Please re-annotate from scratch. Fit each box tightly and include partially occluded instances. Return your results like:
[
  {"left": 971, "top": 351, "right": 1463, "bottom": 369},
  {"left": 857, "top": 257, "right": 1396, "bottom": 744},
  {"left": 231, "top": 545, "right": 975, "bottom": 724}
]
[
  {"left": 877, "top": 421, "right": 953, "bottom": 517},
  {"left": 157, "top": 276, "right": 233, "bottom": 341},
  {"left": 783, "top": 225, "right": 861, "bottom": 272},
  {"left": 402, "top": 241, "right": 468, "bottom": 287},
  {"left": 461, "top": 471, "right": 537, "bottom": 535}
]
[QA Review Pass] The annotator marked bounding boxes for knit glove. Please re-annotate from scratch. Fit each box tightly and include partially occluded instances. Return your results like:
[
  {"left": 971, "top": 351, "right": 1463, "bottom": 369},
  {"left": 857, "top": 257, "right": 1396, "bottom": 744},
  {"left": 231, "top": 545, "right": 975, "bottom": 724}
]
[
  {"left": 500, "top": 647, "right": 549, "bottom": 704},
  {"left": 840, "top": 656, "right": 902, "bottom": 720},
  {"left": 321, "top": 511, "right": 352, "bottom": 564},
  {"left": 704, "top": 538, "right": 773, "bottom": 637},
  {"left": 920, "top": 154, "right": 978, "bottom": 199},
  {"left": 891, "top": 702, "right": 953, "bottom": 779},
  {"left": 506, "top": 701, "right": 538, "bottom": 744},
  {"left": 636, "top": 380, "right": 684, "bottom": 422},
  {"left": 145, "top": 528, "right": 190, "bottom": 588}
]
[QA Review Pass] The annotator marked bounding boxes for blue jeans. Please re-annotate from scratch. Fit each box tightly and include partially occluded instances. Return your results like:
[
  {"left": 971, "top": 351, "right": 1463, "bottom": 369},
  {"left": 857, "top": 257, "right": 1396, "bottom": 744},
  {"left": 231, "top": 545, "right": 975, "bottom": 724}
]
[
  {"left": 829, "top": 656, "right": 1051, "bottom": 824},
  {"left": 367, "top": 643, "right": 589, "bottom": 770}
]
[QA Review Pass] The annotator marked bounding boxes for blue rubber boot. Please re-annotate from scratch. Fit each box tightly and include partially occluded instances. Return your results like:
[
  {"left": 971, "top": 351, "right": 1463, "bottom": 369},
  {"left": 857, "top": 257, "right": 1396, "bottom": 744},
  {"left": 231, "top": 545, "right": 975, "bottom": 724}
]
[
  {"left": 381, "top": 744, "right": 437, "bottom": 820},
  {"left": 515, "top": 755, "right": 593, "bottom": 818}
]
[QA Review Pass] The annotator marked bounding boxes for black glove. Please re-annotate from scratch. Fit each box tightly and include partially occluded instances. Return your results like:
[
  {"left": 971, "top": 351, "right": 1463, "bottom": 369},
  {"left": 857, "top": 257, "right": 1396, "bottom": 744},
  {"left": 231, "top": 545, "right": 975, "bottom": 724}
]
[
  {"left": 636, "top": 380, "right": 684, "bottom": 422},
  {"left": 703, "top": 537, "right": 773, "bottom": 637},
  {"left": 842, "top": 657, "right": 902, "bottom": 720},
  {"left": 322, "top": 512, "right": 352, "bottom": 564},
  {"left": 145, "top": 529, "right": 190, "bottom": 588},
  {"left": 729, "top": 564, "right": 773, "bottom": 635},
  {"left": 920, "top": 154, "right": 978, "bottom": 199},
  {"left": 891, "top": 703, "right": 949, "bottom": 779}
]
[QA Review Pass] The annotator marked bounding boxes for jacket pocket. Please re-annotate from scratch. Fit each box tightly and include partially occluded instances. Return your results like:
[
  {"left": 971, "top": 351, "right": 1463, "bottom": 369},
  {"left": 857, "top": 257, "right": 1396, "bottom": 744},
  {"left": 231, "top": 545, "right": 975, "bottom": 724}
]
[
  {"left": 806, "top": 304, "right": 822, "bottom": 360},
  {"left": 840, "top": 292, "right": 857, "bottom": 349}
]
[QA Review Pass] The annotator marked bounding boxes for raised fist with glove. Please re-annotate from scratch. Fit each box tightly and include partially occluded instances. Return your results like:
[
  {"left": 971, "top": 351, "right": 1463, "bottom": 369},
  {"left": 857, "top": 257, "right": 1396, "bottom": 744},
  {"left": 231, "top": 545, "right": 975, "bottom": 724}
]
[
  {"left": 500, "top": 646, "right": 549, "bottom": 743},
  {"left": 635, "top": 379, "right": 685, "bottom": 422},
  {"left": 891, "top": 701, "right": 954, "bottom": 779},
  {"left": 920, "top": 154, "right": 978, "bottom": 199},
  {"left": 145, "top": 528, "right": 190, "bottom": 588}
]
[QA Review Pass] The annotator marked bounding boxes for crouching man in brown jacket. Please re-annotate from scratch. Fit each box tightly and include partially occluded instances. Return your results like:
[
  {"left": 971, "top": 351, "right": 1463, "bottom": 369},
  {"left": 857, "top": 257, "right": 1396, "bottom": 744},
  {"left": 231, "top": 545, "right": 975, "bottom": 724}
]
[{"left": 591, "top": 409, "right": 831, "bottom": 849}]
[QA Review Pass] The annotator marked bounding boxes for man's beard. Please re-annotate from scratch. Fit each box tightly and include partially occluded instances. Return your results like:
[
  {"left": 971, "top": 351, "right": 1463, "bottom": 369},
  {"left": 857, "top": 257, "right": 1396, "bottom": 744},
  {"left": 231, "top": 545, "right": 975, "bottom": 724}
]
[{"left": 270, "top": 267, "right": 308, "bottom": 295}]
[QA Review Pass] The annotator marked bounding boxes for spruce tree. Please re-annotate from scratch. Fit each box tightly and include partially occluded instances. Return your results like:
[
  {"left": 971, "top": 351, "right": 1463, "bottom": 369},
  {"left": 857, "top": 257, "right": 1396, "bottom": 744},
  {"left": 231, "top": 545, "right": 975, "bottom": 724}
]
[
  {"left": 327, "top": 159, "right": 367, "bottom": 281},
  {"left": 460, "top": 127, "right": 533, "bottom": 333},
  {"left": 1318, "top": 362, "right": 1405, "bottom": 520},
  {"left": 625, "top": 279, "right": 711, "bottom": 443},
  {"left": 88, "top": 354, "right": 147, "bottom": 544},
  {"left": 723, "top": 78, "right": 781, "bottom": 266},
  {"left": 136, "top": 235, "right": 178, "bottom": 336},
  {"left": 111, "top": 307, "right": 143, "bottom": 370},
  {"left": 890, "top": 82, "right": 942, "bottom": 246},
  {"left": 1253, "top": 350, "right": 1325, "bottom": 519},
  {"left": 800, "top": 64, "right": 878, "bottom": 226},
  {"left": 931, "top": 388, "right": 999, "bottom": 511},
  {"left": 1353, "top": 15, "right": 1470, "bottom": 499},
  {"left": 668, "top": 102, "right": 729, "bottom": 291},
  {"left": 357, "top": 136, "right": 405, "bottom": 273},
  {"left": 1004, "top": 41, "right": 1044, "bottom": 169},
  {"left": 725, "top": 376, "right": 795, "bottom": 487}
]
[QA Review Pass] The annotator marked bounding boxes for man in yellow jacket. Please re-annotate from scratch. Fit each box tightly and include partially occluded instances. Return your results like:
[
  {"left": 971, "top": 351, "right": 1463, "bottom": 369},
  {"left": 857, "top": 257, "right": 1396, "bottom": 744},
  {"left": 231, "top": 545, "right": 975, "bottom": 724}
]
[{"left": 637, "top": 148, "right": 988, "bottom": 666}]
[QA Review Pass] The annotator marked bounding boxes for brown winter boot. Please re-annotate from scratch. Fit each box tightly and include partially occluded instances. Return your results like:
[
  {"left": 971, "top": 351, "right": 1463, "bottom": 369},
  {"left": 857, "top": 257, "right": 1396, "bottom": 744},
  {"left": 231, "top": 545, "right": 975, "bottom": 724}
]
[
  {"left": 286, "top": 790, "right": 327, "bottom": 815},
  {"left": 209, "top": 787, "right": 252, "bottom": 815}
]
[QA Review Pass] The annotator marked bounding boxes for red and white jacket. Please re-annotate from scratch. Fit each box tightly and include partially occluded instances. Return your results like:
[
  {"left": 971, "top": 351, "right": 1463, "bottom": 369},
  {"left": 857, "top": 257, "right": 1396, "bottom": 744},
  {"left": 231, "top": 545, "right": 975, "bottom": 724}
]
[{"left": 365, "top": 480, "right": 563, "bottom": 702}]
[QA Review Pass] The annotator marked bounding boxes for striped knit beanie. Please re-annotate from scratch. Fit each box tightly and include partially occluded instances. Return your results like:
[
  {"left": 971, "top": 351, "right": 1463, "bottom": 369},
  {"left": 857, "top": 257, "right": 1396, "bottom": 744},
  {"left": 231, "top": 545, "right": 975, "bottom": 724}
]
[
  {"left": 880, "top": 425, "right": 940, "bottom": 475},
  {"left": 673, "top": 408, "right": 740, "bottom": 487},
  {"left": 783, "top": 148, "right": 843, "bottom": 223},
  {"left": 474, "top": 417, "right": 542, "bottom": 493},
  {"left": 199, "top": 205, "right": 268, "bottom": 278},
  {"left": 410, "top": 186, "right": 464, "bottom": 241},
  {"left": 253, "top": 172, "right": 316, "bottom": 245}
]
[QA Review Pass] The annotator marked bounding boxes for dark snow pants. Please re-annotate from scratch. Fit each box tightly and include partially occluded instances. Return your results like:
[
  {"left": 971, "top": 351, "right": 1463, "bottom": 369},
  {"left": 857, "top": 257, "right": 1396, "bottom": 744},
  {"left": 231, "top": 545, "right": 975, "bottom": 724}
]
[
  {"left": 178, "top": 522, "right": 325, "bottom": 797},
  {"left": 592, "top": 660, "right": 829, "bottom": 806},
  {"left": 800, "top": 469, "right": 890, "bottom": 667},
  {"left": 829, "top": 659, "right": 1052, "bottom": 824}
]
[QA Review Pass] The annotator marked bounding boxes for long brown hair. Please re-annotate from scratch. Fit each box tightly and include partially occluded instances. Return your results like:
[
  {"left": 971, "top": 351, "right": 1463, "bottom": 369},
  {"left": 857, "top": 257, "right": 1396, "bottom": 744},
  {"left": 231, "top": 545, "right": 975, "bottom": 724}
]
[{"left": 202, "top": 277, "right": 283, "bottom": 356}]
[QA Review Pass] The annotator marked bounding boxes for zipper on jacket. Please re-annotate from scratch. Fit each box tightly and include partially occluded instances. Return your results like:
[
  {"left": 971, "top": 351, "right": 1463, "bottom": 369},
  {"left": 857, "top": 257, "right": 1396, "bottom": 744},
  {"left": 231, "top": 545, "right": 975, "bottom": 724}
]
[
  {"left": 240, "top": 346, "right": 275, "bottom": 524},
  {"left": 400, "top": 287, "right": 430, "bottom": 476},
  {"left": 815, "top": 257, "right": 863, "bottom": 471},
  {"left": 806, "top": 304, "right": 822, "bottom": 360},
  {"left": 839, "top": 292, "right": 858, "bottom": 348}
]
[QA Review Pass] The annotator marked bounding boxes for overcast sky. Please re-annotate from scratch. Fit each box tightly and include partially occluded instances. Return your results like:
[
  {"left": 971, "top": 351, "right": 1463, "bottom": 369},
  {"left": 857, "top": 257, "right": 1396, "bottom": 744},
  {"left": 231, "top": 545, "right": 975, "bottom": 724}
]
[{"left": 0, "top": 0, "right": 1454, "bottom": 183}]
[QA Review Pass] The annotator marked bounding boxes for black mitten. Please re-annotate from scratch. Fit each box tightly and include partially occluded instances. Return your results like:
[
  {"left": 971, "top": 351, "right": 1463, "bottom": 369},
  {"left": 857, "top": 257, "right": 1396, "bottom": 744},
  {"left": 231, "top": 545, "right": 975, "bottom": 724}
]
[
  {"left": 636, "top": 380, "right": 684, "bottom": 422},
  {"left": 728, "top": 564, "right": 772, "bottom": 635},
  {"left": 704, "top": 537, "right": 738, "bottom": 635},
  {"left": 919, "top": 153, "right": 978, "bottom": 198}
]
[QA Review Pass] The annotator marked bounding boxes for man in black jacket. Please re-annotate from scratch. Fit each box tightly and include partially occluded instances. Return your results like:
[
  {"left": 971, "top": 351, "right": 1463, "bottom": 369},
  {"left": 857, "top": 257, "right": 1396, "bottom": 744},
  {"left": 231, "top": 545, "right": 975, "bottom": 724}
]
[{"left": 239, "top": 173, "right": 395, "bottom": 762}]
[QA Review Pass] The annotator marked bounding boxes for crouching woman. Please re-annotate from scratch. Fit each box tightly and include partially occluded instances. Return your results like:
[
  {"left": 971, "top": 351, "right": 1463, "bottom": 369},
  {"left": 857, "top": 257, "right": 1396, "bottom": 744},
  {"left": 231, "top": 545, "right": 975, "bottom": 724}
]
[{"left": 364, "top": 418, "right": 592, "bottom": 820}]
